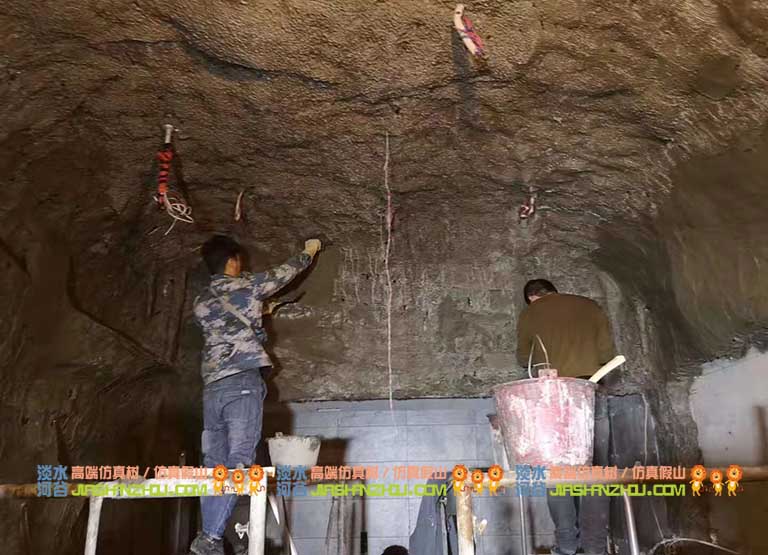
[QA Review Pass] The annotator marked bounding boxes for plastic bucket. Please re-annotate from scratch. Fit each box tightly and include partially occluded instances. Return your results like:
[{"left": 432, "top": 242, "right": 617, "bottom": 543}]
[
  {"left": 267, "top": 433, "right": 321, "bottom": 467},
  {"left": 492, "top": 377, "right": 595, "bottom": 466}
]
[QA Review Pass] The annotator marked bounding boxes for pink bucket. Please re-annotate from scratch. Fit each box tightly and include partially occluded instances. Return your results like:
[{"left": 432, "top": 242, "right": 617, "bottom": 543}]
[{"left": 492, "top": 376, "right": 596, "bottom": 466}]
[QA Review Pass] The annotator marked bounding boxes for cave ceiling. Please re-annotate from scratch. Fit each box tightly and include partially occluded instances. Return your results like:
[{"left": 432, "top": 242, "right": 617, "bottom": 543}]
[{"left": 1, "top": 0, "right": 767, "bottom": 399}]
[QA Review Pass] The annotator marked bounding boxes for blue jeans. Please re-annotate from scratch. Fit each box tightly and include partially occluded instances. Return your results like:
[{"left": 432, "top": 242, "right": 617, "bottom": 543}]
[
  {"left": 547, "top": 393, "right": 611, "bottom": 555},
  {"left": 200, "top": 370, "right": 266, "bottom": 539}
]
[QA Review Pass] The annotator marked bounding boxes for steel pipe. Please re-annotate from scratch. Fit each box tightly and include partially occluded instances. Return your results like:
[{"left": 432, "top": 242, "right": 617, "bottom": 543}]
[
  {"left": 248, "top": 471, "right": 268, "bottom": 555},
  {"left": 84, "top": 496, "right": 103, "bottom": 555},
  {"left": 518, "top": 494, "right": 528, "bottom": 555},
  {"left": 622, "top": 491, "right": 641, "bottom": 555}
]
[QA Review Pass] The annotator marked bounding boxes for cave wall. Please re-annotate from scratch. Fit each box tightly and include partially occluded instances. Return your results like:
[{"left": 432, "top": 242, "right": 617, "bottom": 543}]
[
  {"left": 2, "top": 0, "right": 768, "bottom": 554},
  {"left": 2, "top": 0, "right": 767, "bottom": 402},
  {"left": 661, "top": 127, "right": 768, "bottom": 358}
]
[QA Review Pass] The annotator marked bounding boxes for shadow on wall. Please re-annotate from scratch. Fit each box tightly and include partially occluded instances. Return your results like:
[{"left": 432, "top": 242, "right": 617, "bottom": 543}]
[
  {"left": 593, "top": 126, "right": 768, "bottom": 555},
  {"left": 592, "top": 124, "right": 768, "bottom": 459},
  {"left": 658, "top": 125, "right": 768, "bottom": 358},
  {"left": 595, "top": 124, "right": 768, "bottom": 372},
  {"left": 593, "top": 218, "right": 699, "bottom": 377}
]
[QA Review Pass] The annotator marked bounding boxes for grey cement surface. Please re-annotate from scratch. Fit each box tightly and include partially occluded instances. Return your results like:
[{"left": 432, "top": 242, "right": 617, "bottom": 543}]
[{"left": 691, "top": 349, "right": 768, "bottom": 554}]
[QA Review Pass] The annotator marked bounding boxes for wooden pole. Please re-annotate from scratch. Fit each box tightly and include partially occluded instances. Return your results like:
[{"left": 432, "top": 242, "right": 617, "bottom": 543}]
[{"left": 456, "top": 483, "right": 475, "bottom": 555}]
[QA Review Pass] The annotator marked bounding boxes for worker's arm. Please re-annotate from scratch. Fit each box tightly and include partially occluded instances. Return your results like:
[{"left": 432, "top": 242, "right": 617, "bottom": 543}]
[
  {"left": 245, "top": 239, "right": 321, "bottom": 300},
  {"left": 516, "top": 309, "right": 533, "bottom": 368},
  {"left": 596, "top": 308, "right": 616, "bottom": 365}
]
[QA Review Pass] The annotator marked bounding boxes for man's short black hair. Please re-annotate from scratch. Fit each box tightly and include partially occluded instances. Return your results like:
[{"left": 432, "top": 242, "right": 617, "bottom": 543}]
[
  {"left": 201, "top": 235, "right": 243, "bottom": 275},
  {"left": 524, "top": 278, "right": 557, "bottom": 304},
  {"left": 381, "top": 547, "right": 408, "bottom": 555}
]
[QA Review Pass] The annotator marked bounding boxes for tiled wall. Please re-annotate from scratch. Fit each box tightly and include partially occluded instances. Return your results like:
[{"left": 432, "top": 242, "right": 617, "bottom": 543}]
[{"left": 261, "top": 398, "right": 555, "bottom": 555}]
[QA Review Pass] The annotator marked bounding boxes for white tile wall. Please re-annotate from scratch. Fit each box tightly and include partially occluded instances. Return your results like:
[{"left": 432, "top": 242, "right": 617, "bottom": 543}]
[{"left": 263, "top": 398, "right": 554, "bottom": 555}]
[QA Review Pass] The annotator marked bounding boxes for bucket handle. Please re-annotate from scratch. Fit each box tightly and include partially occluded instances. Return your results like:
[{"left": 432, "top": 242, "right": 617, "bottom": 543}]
[{"left": 527, "top": 334, "right": 551, "bottom": 379}]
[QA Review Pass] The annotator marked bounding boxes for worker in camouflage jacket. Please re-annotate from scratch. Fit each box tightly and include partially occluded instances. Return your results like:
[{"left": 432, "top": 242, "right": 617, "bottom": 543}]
[{"left": 189, "top": 234, "right": 321, "bottom": 555}]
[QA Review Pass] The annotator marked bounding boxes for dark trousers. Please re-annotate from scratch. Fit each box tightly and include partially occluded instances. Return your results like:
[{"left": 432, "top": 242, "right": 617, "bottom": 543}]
[
  {"left": 200, "top": 370, "right": 266, "bottom": 539},
  {"left": 547, "top": 393, "right": 610, "bottom": 555}
]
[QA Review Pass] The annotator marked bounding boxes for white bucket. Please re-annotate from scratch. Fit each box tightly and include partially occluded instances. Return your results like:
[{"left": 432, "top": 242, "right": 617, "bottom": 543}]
[{"left": 267, "top": 433, "right": 321, "bottom": 467}]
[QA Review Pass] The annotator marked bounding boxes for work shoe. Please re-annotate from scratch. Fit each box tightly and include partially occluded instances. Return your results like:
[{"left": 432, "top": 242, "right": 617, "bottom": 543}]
[{"left": 189, "top": 532, "right": 224, "bottom": 555}]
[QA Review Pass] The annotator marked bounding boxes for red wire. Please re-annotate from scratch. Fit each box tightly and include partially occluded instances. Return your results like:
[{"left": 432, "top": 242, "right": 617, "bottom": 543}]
[
  {"left": 461, "top": 16, "right": 485, "bottom": 55},
  {"left": 156, "top": 146, "right": 174, "bottom": 203}
]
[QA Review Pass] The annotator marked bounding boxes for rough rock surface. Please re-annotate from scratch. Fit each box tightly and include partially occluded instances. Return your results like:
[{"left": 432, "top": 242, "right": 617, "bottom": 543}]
[{"left": 1, "top": 0, "right": 768, "bottom": 553}]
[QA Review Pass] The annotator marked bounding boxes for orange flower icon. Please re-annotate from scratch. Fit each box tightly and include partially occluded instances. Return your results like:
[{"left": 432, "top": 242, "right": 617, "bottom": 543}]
[
  {"left": 710, "top": 469, "right": 723, "bottom": 496},
  {"left": 452, "top": 465, "right": 468, "bottom": 482},
  {"left": 726, "top": 465, "right": 742, "bottom": 496},
  {"left": 488, "top": 465, "right": 504, "bottom": 482},
  {"left": 471, "top": 469, "right": 485, "bottom": 494},
  {"left": 452, "top": 465, "right": 468, "bottom": 494},
  {"left": 488, "top": 464, "right": 504, "bottom": 495},
  {"left": 689, "top": 465, "right": 707, "bottom": 496},
  {"left": 213, "top": 465, "right": 228, "bottom": 482},
  {"left": 249, "top": 465, "right": 264, "bottom": 482}
]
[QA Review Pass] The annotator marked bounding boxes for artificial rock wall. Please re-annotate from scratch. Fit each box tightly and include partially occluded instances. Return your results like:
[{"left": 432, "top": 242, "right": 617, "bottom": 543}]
[{"left": 2, "top": 0, "right": 768, "bottom": 553}]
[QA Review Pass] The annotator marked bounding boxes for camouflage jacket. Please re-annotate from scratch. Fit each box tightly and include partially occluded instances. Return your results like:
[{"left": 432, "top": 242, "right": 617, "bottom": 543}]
[{"left": 193, "top": 252, "right": 312, "bottom": 386}]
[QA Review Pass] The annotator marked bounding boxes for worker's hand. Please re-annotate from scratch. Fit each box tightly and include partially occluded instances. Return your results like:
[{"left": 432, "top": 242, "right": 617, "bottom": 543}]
[{"left": 303, "top": 238, "right": 322, "bottom": 257}]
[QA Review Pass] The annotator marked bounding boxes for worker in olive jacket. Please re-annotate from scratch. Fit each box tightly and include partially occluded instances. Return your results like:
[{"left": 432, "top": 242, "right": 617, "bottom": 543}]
[{"left": 517, "top": 278, "right": 616, "bottom": 555}]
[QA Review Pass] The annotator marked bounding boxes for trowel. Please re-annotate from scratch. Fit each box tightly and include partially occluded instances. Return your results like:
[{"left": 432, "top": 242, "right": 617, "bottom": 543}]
[
  {"left": 588, "top": 355, "right": 626, "bottom": 383},
  {"left": 263, "top": 292, "right": 305, "bottom": 316}
]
